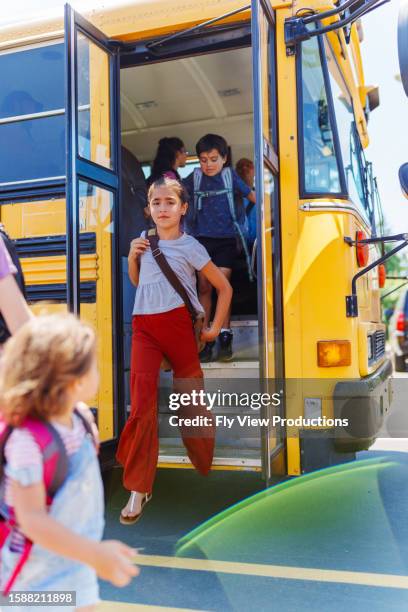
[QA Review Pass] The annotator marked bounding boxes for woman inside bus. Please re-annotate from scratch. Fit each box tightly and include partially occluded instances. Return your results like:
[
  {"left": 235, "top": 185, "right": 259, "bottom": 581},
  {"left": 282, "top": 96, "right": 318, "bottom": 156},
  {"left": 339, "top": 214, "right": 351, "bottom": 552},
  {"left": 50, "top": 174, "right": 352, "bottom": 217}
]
[
  {"left": 0, "top": 232, "right": 32, "bottom": 352},
  {"left": 147, "top": 137, "right": 188, "bottom": 186}
]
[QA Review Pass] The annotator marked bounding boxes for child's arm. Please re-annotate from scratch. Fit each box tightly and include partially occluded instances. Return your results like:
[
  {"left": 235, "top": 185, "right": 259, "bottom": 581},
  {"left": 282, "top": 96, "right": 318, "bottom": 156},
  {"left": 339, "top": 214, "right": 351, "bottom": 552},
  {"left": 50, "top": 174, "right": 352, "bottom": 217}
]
[
  {"left": 199, "top": 261, "right": 232, "bottom": 342},
  {"left": 11, "top": 479, "right": 138, "bottom": 587},
  {"left": 128, "top": 238, "right": 149, "bottom": 286},
  {"left": 233, "top": 169, "right": 256, "bottom": 204},
  {"left": 0, "top": 274, "right": 33, "bottom": 334}
]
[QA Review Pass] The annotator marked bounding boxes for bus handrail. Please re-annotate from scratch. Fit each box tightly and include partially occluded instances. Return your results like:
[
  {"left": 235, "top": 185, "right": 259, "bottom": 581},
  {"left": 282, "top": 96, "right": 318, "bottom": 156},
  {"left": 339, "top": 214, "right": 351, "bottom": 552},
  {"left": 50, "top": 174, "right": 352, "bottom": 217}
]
[
  {"left": 0, "top": 104, "right": 90, "bottom": 126},
  {"left": 345, "top": 233, "right": 408, "bottom": 317}
]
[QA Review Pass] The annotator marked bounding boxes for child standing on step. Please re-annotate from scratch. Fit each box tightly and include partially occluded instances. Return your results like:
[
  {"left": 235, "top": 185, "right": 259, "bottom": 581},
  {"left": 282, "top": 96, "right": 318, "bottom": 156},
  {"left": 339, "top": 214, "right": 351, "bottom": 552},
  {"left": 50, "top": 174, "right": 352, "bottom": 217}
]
[
  {"left": 184, "top": 134, "right": 256, "bottom": 363},
  {"left": 117, "top": 176, "right": 232, "bottom": 524},
  {"left": 0, "top": 314, "right": 138, "bottom": 611}
]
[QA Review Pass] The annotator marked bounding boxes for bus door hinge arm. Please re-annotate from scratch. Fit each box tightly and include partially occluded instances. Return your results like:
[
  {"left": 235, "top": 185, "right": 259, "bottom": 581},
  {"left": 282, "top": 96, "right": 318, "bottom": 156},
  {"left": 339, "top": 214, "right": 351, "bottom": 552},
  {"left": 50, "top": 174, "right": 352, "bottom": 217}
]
[
  {"left": 146, "top": 3, "right": 250, "bottom": 52},
  {"left": 344, "top": 233, "right": 408, "bottom": 317},
  {"left": 284, "top": 0, "right": 390, "bottom": 56},
  {"left": 108, "top": 39, "right": 126, "bottom": 52}
]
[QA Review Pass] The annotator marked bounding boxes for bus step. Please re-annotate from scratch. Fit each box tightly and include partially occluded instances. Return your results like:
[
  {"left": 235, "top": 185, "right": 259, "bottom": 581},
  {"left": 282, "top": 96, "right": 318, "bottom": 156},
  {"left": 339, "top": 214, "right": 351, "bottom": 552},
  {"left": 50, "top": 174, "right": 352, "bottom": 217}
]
[{"left": 158, "top": 446, "right": 261, "bottom": 470}]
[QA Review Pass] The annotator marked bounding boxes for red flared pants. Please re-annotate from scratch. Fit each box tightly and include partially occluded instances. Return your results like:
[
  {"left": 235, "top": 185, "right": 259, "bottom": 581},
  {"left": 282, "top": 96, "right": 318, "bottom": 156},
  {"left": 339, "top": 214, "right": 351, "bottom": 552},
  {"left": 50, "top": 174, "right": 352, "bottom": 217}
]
[{"left": 116, "top": 306, "right": 215, "bottom": 493}]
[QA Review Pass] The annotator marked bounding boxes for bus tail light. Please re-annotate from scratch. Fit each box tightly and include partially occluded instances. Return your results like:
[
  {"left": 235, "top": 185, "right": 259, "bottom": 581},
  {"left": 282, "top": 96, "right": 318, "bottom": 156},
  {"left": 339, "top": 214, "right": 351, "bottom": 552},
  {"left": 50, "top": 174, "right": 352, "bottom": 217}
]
[
  {"left": 396, "top": 312, "right": 406, "bottom": 332},
  {"left": 356, "top": 231, "right": 369, "bottom": 267},
  {"left": 317, "top": 341, "right": 351, "bottom": 367},
  {"left": 378, "top": 264, "right": 386, "bottom": 288}
]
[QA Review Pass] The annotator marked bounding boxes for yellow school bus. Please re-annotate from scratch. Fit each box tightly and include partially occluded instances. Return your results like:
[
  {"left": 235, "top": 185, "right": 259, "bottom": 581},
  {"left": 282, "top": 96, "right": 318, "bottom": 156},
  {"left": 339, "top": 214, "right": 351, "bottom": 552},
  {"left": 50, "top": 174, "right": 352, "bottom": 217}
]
[{"left": 0, "top": 0, "right": 399, "bottom": 480}]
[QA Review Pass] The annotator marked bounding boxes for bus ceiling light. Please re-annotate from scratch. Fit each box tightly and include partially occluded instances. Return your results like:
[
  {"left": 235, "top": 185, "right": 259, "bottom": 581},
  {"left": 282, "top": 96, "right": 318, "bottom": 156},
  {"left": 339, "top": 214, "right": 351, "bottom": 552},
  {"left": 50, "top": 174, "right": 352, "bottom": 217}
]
[
  {"left": 317, "top": 341, "right": 351, "bottom": 367},
  {"left": 356, "top": 230, "right": 369, "bottom": 267},
  {"left": 378, "top": 263, "right": 386, "bottom": 288}
]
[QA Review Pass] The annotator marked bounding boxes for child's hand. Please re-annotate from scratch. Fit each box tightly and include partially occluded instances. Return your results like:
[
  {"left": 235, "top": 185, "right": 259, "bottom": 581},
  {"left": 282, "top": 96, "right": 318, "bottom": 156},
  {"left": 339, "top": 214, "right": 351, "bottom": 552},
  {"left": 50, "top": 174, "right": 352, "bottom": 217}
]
[
  {"left": 200, "top": 326, "right": 220, "bottom": 343},
  {"left": 128, "top": 238, "right": 149, "bottom": 261},
  {"left": 93, "top": 540, "right": 139, "bottom": 587}
]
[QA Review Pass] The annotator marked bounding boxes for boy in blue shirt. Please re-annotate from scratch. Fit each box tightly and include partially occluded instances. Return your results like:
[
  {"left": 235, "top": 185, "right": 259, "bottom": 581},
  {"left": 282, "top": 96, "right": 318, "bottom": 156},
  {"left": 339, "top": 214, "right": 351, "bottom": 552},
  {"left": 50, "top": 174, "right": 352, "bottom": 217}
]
[{"left": 184, "top": 134, "right": 256, "bottom": 362}]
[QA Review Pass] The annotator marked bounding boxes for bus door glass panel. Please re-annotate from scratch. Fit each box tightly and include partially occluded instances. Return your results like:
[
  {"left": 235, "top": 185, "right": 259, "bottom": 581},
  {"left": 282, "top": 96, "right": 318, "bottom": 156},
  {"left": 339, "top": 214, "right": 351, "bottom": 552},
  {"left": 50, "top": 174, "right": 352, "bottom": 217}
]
[
  {"left": 65, "top": 5, "right": 120, "bottom": 441},
  {"left": 78, "top": 180, "right": 114, "bottom": 442},
  {"left": 0, "top": 42, "right": 65, "bottom": 186},
  {"left": 77, "top": 35, "right": 112, "bottom": 169},
  {"left": 252, "top": 0, "right": 283, "bottom": 480},
  {"left": 0, "top": 199, "right": 68, "bottom": 313}
]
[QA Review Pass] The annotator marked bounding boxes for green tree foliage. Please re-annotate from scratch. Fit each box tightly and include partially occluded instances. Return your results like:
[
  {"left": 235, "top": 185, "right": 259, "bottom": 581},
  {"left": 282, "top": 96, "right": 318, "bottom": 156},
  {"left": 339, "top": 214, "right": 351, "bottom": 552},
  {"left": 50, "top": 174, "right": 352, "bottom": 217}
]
[{"left": 381, "top": 227, "right": 408, "bottom": 316}]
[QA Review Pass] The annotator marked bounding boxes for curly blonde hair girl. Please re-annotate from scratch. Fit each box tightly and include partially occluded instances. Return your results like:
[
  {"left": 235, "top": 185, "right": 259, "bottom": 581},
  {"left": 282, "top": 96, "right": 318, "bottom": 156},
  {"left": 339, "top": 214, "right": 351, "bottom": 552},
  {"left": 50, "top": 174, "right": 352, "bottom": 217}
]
[{"left": 0, "top": 314, "right": 96, "bottom": 426}]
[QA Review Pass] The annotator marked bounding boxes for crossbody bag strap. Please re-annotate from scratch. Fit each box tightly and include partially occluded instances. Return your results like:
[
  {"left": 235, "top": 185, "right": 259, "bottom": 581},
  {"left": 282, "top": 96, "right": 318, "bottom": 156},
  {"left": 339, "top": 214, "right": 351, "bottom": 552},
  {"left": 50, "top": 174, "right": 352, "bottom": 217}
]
[{"left": 147, "top": 229, "right": 198, "bottom": 322}]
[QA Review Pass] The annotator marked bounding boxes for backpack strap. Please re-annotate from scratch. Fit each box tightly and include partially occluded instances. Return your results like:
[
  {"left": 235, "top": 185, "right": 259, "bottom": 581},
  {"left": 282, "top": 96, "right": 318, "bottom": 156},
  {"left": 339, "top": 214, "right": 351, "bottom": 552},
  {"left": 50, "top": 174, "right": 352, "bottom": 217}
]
[
  {"left": 2, "top": 540, "right": 32, "bottom": 596},
  {"left": 0, "top": 421, "right": 13, "bottom": 487},
  {"left": 73, "top": 406, "right": 97, "bottom": 448},
  {"left": 193, "top": 168, "right": 203, "bottom": 210},
  {"left": 0, "top": 418, "right": 69, "bottom": 596},
  {"left": 147, "top": 228, "right": 198, "bottom": 323},
  {"left": 193, "top": 168, "right": 231, "bottom": 211},
  {"left": 221, "top": 168, "right": 254, "bottom": 282},
  {"left": 23, "top": 419, "right": 68, "bottom": 501}
]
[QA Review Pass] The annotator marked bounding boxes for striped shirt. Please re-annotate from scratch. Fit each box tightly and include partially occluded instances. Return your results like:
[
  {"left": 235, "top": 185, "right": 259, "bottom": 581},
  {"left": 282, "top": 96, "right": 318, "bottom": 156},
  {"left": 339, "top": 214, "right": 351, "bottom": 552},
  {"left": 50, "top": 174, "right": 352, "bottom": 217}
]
[{"left": 4, "top": 411, "right": 95, "bottom": 552}]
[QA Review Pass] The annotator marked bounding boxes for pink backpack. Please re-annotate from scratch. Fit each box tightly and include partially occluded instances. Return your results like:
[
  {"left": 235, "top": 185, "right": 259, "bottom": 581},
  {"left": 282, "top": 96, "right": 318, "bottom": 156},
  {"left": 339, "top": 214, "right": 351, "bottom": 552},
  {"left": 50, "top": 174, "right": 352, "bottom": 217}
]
[{"left": 0, "top": 409, "right": 94, "bottom": 594}]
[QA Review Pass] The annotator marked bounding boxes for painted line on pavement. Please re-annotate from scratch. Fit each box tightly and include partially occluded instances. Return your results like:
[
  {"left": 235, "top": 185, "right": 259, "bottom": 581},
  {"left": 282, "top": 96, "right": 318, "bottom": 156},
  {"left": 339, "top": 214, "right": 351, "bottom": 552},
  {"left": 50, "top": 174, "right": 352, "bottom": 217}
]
[
  {"left": 134, "top": 554, "right": 408, "bottom": 590},
  {"left": 98, "top": 601, "right": 204, "bottom": 611}
]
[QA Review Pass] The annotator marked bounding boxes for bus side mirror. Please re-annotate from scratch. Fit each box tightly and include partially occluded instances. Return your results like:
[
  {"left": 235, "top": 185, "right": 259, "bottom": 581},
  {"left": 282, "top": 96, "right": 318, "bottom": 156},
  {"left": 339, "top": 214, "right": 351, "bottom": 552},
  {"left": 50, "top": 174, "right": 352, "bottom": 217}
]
[
  {"left": 398, "top": 0, "right": 408, "bottom": 97},
  {"left": 399, "top": 163, "right": 408, "bottom": 199}
]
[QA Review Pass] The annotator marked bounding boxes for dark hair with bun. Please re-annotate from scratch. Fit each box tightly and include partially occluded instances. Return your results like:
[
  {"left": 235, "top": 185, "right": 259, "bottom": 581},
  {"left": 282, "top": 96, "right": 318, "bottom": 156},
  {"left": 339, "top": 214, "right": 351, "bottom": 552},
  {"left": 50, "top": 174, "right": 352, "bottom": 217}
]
[{"left": 148, "top": 137, "right": 185, "bottom": 185}]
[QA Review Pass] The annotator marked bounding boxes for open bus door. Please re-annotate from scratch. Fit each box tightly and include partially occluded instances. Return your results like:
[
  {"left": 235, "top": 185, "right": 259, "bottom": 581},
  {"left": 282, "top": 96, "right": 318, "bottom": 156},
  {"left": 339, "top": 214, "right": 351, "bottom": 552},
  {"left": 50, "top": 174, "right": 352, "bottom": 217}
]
[
  {"left": 251, "top": 0, "right": 285, "bottom": 482},
  {"left": 64, "top": 4, "right": 123, "bottom": 457}
]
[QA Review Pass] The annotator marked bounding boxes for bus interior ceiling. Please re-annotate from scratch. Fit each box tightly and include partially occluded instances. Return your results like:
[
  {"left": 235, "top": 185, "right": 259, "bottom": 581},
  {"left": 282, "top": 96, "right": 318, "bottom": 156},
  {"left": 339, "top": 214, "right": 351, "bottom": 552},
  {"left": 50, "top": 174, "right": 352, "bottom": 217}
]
[{"left": 119, "top": 46, "right": 262, "bottom": 469}]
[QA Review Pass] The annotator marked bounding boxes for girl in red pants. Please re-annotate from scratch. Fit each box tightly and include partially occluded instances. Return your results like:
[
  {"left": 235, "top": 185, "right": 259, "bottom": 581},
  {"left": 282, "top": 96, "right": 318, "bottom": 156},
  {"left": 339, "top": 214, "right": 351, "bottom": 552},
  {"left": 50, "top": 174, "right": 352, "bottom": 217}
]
[{"left": 117, "top": 176, "right": 232, "bottom": 524}]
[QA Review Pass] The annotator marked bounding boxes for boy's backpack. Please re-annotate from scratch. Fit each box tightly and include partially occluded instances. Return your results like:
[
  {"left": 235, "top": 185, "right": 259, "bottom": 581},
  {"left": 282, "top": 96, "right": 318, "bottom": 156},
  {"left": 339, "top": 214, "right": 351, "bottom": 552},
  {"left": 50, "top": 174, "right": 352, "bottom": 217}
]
[
  {"left": 0, "top": 226, "right": 26, "bottom": 345},
  {"left": 244, "top": 198, "right": 257, "bottom": 245},
  {"left": 192, "top": 168, "right": 254, "bottom": 281},
  {"left": 0, "top": 409, "right": 95, "bottom": 595}
]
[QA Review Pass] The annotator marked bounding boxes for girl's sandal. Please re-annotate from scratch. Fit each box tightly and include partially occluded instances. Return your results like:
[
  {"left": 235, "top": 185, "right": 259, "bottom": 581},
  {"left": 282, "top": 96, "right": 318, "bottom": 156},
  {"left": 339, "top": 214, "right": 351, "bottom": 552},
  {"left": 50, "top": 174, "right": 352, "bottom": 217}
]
[{"left": 119, "top": 492, "right": 152, "bottom": 525}]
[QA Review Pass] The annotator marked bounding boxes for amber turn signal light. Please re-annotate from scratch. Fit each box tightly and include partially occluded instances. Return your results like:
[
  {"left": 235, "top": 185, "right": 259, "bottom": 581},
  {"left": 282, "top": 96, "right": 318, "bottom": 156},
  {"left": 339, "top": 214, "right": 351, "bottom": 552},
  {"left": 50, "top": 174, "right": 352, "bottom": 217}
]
[
  {"left": 317, "top": 340, "right": 351, "bottom": 367},
  {"left": 356, "top": 230, "right": 369, "bottom": 267},
  {"left": 378, "top": 264, "right": 386, "bottom": 288}
]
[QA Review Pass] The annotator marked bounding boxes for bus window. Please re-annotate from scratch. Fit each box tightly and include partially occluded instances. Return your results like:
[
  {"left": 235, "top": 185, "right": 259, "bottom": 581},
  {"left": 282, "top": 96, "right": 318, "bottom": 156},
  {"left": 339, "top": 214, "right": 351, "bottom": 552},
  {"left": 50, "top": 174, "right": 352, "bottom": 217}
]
[
  {"left": 324, "top": 41, "right": 368, "bottom": 216},
  {"left": 141, "top": 158, "right": 200, "bottom": 181},
  {"left": 0, "top": 42, "right": 65, "bottom": 186},
  {"left": 299, "top": 36, "right": 342, "bottom": 196}
]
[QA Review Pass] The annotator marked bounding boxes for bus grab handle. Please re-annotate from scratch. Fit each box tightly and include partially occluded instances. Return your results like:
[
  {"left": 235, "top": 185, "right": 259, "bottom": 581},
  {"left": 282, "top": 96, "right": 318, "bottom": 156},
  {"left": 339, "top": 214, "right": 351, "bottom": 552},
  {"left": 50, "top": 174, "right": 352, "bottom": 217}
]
[{"left": 344, "top": 233, "right": 408, "bottom": 317}]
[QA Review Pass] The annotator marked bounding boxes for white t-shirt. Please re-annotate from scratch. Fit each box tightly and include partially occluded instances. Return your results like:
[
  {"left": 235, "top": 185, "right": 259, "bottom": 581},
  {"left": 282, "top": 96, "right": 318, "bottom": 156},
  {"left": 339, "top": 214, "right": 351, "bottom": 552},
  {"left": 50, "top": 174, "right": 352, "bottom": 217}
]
[{"left": 132, "top": 232, "right": 210, "bottom": 316}]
